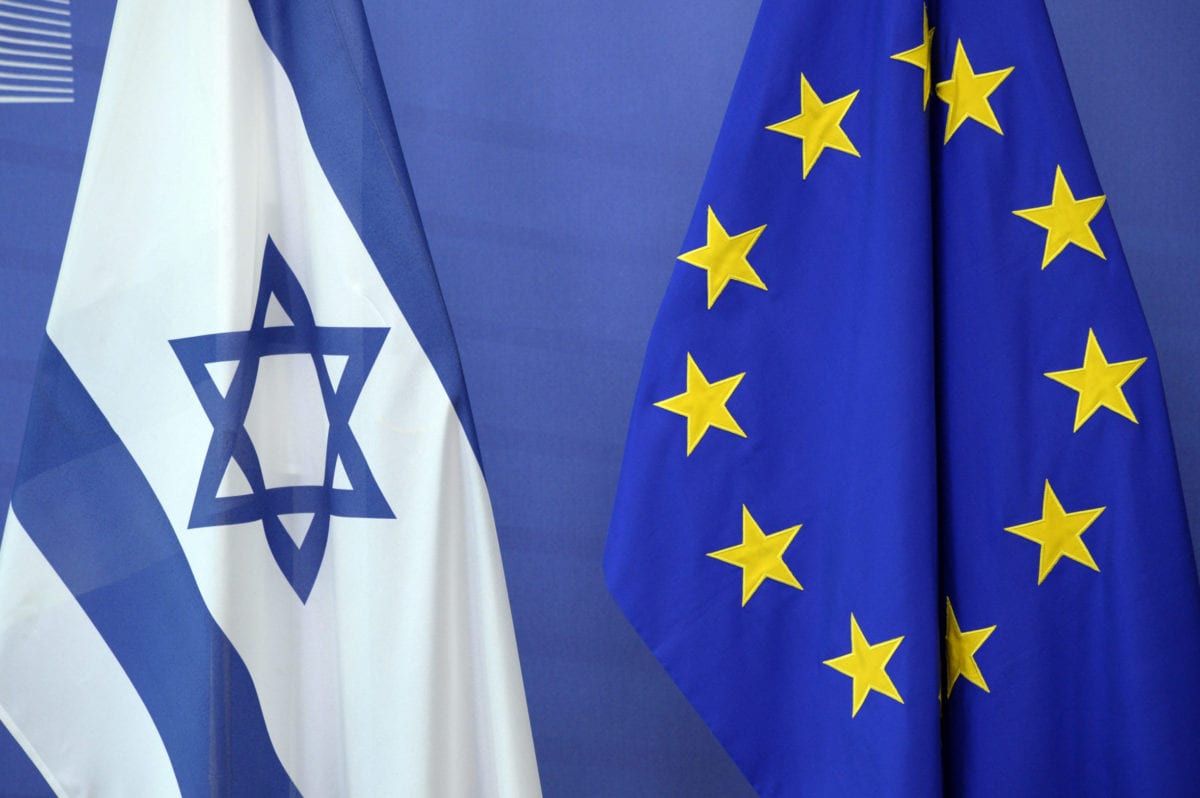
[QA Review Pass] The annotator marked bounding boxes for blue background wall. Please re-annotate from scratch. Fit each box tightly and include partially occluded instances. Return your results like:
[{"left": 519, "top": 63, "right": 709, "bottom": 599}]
[{"left": 0, "top": 1, "right": 1195, "bottom": 795}]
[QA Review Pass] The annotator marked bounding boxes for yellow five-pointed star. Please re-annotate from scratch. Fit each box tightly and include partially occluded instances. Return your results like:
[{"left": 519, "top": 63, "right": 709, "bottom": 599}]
[
  {"left": 945, "top": 598, "right": 996, "bottom": 698},
  {"left": 935, "top": 39, "right": 1014, "bottom": 144},
  {"left": 678, "top": 207, "right": 767, "bottom": 309},
  {"left": 707, "top": 505, "right": 803, "bottom": 606},
  {"left": 766, "top": 73, "right": 861, "bottom": 179},
  {"left": 1013, "top": 166, "right": 1107, "bottom": 269},
  {"left": 1045, "top": 328, "right": 1146, "bottom": 432},
  {"left": 891, "top": 4, "right": 935, "bottom": 109},
  {"left": 654, "top": 353, "right": 746, "bottom": 456},
  {"left": 823, "top": 614, "right": 905, "bottom": 717},
  {"left": 1005, "top": 480, "right": 1105, "bottom": 584}
]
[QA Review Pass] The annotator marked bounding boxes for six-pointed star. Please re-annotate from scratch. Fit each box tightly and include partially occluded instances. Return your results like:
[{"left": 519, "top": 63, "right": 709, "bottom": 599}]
[{"left": 171, "top": 237, "right": 394, "bottom": 602}]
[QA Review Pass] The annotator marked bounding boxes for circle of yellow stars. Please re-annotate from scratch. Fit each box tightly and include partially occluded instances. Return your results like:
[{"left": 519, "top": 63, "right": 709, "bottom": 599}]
[{"left": 646, "top": 2, "right": 1148, "bottom": 718}]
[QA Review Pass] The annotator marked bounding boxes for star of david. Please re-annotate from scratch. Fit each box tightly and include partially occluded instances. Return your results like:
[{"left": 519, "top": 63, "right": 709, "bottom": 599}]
[{"left": 170, "top": 237, "right": 393, "bottom": 602}]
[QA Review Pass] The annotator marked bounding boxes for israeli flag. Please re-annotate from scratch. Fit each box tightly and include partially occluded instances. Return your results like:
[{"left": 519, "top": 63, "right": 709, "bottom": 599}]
[{"left": 0, "top": 1, "right": 540, "bottom": 795}]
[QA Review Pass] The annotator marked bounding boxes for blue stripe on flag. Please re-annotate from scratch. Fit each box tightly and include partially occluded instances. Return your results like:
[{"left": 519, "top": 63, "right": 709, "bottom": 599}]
[
  {"left": 248, "top": 0, "right": 480, "bottom": 461},
  {"left": 0, "top": 720, "right": 54, "bottom": 797},
  {"left": 11, "top": 340, "right": 299, "bottom": 798}
]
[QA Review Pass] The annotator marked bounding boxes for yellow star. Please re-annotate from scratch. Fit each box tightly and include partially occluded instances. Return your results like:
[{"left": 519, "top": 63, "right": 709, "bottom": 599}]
[
  {"left": 944, "top": 598, "right": 995, "bottom": 698},
  {"left": 678, "top": 207, "right": 767, "bottom": 309},
  {"left": 935, "top": 39, "right": 1014, "bottom": 144},
  {"left": 1005, "top": 480, "right": 1105, "bottom": 585},
  {"left": 654, "top": 353, "right": 746, "bottom": 456},
  {"left": 707, "top": 505, "right": 803, "bottom": 606},
  {"left": 1045, "top": 328, "right": 1146, "bottom": 432},
  {"left": 823, "top": 614, "right": 905, "bottom": 717},
  {"left": 1013, "top": 166, "right": 1107, "bottom": 269},
  {"left": 891, "top": 4, "right": 935, "bottom": 109},
  {"left": 766, "top": 73, "right": 861, "bottom": 178}
]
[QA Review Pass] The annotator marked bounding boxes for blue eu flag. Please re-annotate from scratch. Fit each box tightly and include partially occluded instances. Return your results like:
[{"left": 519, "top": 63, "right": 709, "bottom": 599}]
[{"left": 605, "top": 0, "right": 1200, "bottom": 794}]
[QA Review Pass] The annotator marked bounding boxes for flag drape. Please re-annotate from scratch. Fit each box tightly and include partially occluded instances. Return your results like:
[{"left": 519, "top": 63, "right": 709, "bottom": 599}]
[
  {"left": 606, "top": 0, "right": 1200, "bottom": 794},
  {"left": 0, "top": 1, "right": 539, "bottom": 795}
]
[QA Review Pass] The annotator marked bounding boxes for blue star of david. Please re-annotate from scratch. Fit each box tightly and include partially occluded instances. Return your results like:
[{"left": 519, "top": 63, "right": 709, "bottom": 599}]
[{"left": 170, "top": 237, "right": 393, "bottom": 602}]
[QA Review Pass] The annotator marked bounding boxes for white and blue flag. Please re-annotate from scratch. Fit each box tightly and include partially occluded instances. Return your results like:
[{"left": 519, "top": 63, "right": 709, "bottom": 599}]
[{"left": 0, "top": 0, "right": 540, "bottom": 794}]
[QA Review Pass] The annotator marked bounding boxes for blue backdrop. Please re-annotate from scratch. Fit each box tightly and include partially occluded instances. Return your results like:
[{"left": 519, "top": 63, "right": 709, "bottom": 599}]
[{"left": 0, "top": 2, "right": 1196, "bottom": 795}]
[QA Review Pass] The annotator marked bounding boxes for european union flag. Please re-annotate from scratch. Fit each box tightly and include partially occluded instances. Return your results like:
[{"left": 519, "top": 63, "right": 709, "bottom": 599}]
[{"left": 605, "top": 0, "right": 1200, "bottom": 794}]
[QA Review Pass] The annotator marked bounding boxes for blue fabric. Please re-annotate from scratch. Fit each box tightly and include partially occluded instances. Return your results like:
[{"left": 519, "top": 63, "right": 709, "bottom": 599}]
[
  {"left": 11, "top": 341, "right": 297, "bottom": 797},
  {"left": 247, "top": 0, "right": 480, "bottom": 462},
  {"left": 605, "top": 0, "right": 1200, "bottom": 794},
  {"left": 0, "top": 721, "right": 52, "bottom": 798}
]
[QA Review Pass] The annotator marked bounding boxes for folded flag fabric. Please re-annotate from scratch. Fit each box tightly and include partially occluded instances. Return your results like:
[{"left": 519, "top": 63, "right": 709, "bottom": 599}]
[
  {"left": 606, "top": 0, "right": 1200, "bottom": 794},
  {"left": 0, "top": 1, "right": 539, "bottom": 795}
]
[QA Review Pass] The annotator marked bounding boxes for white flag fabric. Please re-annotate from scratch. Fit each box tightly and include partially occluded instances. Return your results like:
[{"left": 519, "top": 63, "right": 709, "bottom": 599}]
[{"left": 0, "top": 0, "right": 540, "bottom": 795}]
